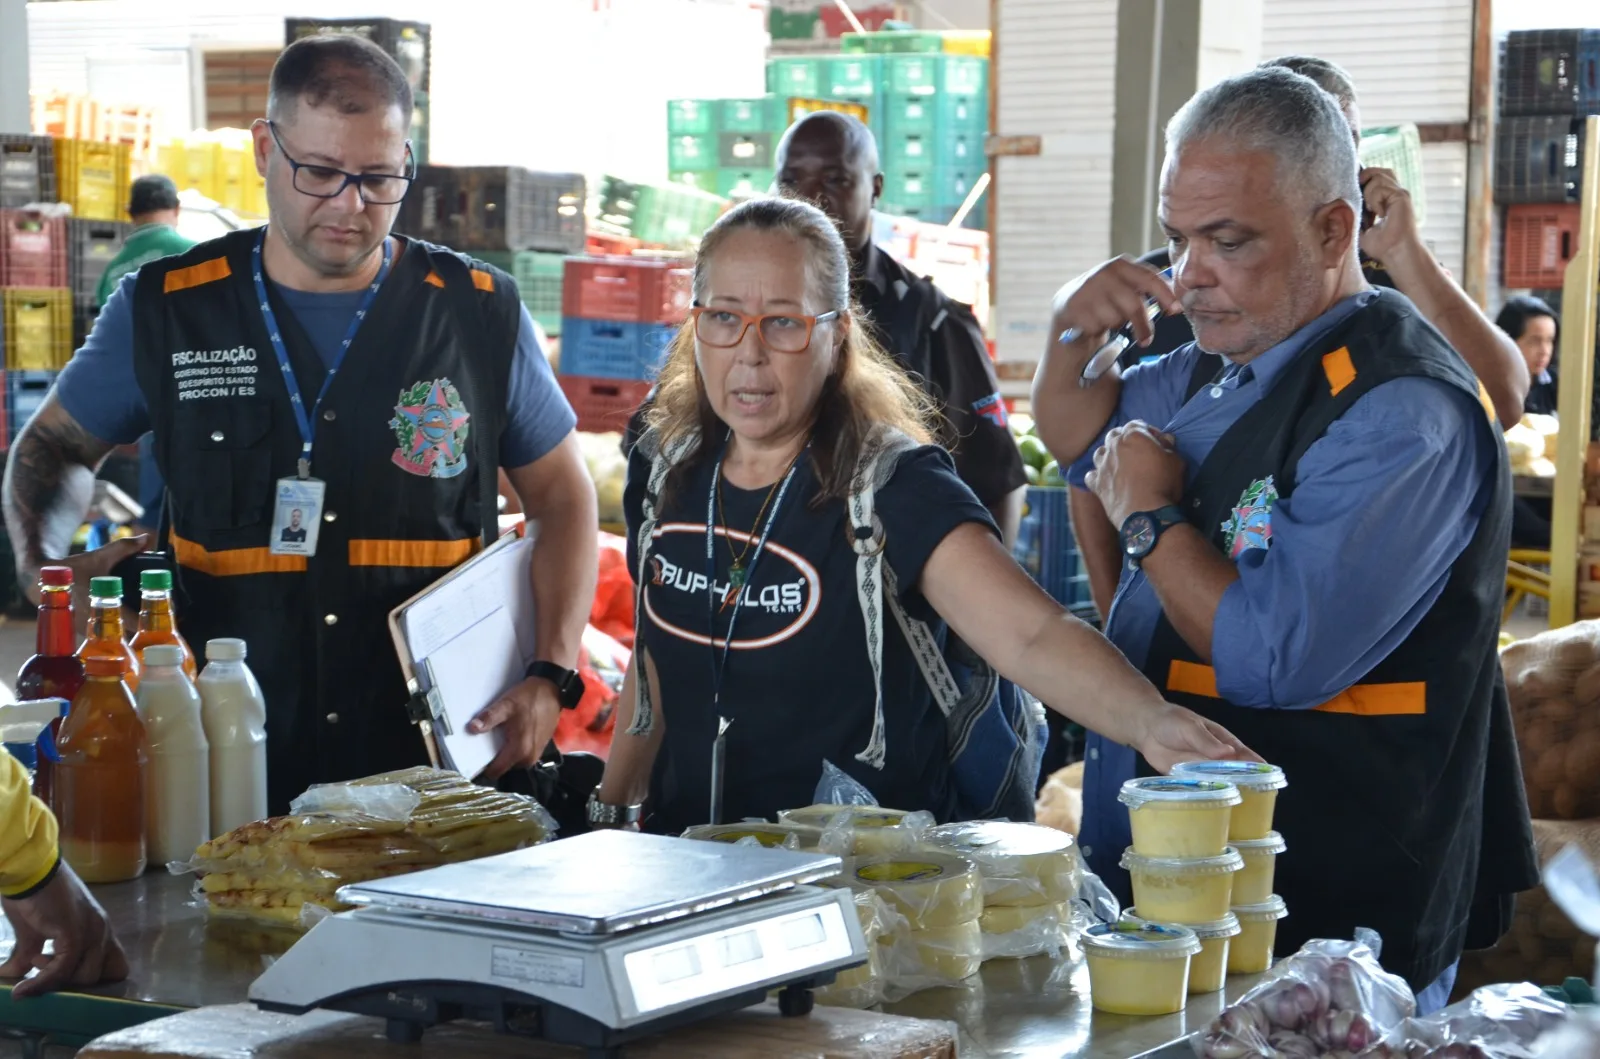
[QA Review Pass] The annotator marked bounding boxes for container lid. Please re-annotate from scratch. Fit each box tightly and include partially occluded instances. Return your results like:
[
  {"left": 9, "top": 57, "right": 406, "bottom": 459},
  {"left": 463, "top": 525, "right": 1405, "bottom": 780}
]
[
  {"left": 1118, "top": 776, "right": 1242, "bottom": 809},
  {"left": 83, "top": 656, "right": 127, "bottom": 678},
  {"left": 1082, "top": 920, "right": 1202, "bottom": 960},
  {"left": 89, "top": 576, "right": 122, "bottom": 598},
  {"left": 140, "top": 569, "right": 172, "bottom": 591},
  {"left": 141, "top": 644, "right": 185, "bottom": 668},
  {"left": 39, "top": 566, "right": 72, "bottom": 588},
  {"left": 1232, "top": 832, "right": 1287, "bottom": 856},
  {"left": 780, "top": 804, "right": 914, "bottom": 829},
  {"left": 923, "top": 820, "right": 1076, "bottom": 861},
  {"left": 1127, "top": 909, "right": 1242, "bottom": 940},
  {"left": 206, "top": 638, "right": 247, "bottom": 661},
  {"left": 1120, "top": 847, "right": 1244, "bottom": 876},
  {"left": 1171, "top": 760, "right": 1288, "bottom": 792},
  {"left": 1233, "top": 895, "right": 1289, "bottom": 922}
]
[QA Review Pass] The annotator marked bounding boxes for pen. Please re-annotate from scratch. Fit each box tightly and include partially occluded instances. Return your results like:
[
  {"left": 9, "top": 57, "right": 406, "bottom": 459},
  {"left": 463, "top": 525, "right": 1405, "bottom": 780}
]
[{"left": 1061, "top": 267, "right": 1175, "bottom": 388}]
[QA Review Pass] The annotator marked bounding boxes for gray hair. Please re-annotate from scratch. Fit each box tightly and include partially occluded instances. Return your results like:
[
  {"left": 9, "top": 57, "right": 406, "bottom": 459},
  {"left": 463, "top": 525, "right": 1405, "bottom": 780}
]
[
  {"left": 1260, "top": 54, "right": 1358, "bottom": 112},
  {"left": 1166, "top": 66, "right": 1361, "bottom": 211},
  {"left": 690, "top": 196, "right": 850, "bottom": 315}
]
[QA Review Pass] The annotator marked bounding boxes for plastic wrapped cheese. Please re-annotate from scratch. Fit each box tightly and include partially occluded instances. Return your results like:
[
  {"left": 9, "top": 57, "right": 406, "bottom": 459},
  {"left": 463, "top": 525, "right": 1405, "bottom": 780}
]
[
  {"left": 679, "top": 822, "right": 817, "bottom": 850},
  {"left": 977, "top": 900, "right": 1073, "bottom": 960},
  {"left": 843, "top": 852, "right": 983, "bottom": 931},
  {"left": 880, "top": 919, "right": 984, "bottom": 991},
  {"left": 920, "top": 821, "right": 1081, "bottom": 908},
  {"left": 814, "top": 942, "right": 881, "bottom": 1009},
  {"left": 778, "top": 804, "right": 933, "bottom": 856}
]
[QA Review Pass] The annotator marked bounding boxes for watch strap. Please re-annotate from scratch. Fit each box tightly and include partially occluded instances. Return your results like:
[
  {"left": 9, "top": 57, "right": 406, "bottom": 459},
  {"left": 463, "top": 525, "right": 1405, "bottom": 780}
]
[{"left": 526, "top": 660, "right": 584, "bottom": 710}]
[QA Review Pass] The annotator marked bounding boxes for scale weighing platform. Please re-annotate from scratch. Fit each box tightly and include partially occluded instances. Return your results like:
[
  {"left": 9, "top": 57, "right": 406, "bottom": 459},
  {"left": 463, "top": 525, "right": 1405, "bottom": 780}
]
[{"left": 248, "top": 830, "right": 869, "bottom": 1057}]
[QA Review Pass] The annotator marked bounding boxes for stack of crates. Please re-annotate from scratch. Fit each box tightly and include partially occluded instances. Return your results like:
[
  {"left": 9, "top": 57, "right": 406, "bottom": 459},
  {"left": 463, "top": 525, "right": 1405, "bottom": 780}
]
[
  {"left": 469, "top": 250, "right": 566, "bottom": 338},
  {"left": 594, "top": 177, "right": 726, "bottom": 250},
  {"left": 68, "top": 218, "right": 131, "bottom": 344},
  {"left": 558, "top": 257, "right": 691, "bottom": 433},
  {"left": 52, "top": 139, "right": 130, "bottom": 222},
  {"left": 667, "top": 97, "right": 786, "bottom": 199},
  {"left": 1012, "top": 487, "right": 1092, "bottom": 615},
  {"left": 160, "top": 133, "right": 268, "bottom": 218},
  {"left": 397, "top": 166, "right": 586, "bottom": 255},
  {"left": 0, "top": 209, "right": 72, "bottom": 447},
  {"left": 0, "top": 136, "right": 56, "bottom": 208}
]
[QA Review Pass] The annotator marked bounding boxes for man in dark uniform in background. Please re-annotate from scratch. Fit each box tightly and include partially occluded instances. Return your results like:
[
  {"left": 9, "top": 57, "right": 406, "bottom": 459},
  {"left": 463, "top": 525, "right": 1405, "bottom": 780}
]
[{"left": 773, "top": 112, "right": 1028, "bottom": 542}]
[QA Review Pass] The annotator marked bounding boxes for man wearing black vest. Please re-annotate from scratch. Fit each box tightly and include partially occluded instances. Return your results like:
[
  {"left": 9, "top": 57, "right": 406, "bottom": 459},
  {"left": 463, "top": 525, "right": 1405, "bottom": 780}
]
[
  {"left": 1033, "top": 67, "right": 1535, "bottom": 1011},
  {"left": 2, "top": 36, "right": 598, "bottom": 811}
]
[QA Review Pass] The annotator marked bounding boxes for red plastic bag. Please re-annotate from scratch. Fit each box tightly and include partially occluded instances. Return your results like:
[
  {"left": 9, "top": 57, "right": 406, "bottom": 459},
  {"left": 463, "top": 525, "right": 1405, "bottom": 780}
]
[
  {"left": 591, "top": 531, "right": 635, "bottom": 647},
  {"left": 553, "top": 624, "right": 630, "bottom": 760}
]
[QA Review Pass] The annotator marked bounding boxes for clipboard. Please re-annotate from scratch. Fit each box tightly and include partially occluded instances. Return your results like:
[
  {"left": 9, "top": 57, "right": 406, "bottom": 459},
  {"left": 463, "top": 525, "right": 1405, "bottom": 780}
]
[{"left": 387, "top": 527, "right": 539, "bottom": 778}]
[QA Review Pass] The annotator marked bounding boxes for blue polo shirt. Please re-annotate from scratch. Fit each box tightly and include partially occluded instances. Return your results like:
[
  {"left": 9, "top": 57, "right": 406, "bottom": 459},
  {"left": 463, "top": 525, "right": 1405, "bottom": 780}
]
[{"left": 1066, "top": 290, "right": 1496, "bottom": 898}]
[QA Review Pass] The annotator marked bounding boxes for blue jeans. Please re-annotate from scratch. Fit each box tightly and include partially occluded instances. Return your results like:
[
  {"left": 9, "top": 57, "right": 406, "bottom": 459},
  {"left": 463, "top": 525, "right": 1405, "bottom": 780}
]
[{"left": 1414, "top": 960, "right": 1459, "bottom": 1015}]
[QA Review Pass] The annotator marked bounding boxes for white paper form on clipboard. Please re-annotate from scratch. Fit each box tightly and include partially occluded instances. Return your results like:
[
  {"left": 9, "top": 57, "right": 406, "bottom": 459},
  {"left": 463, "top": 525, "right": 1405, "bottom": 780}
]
[{"left": 387, "top": 531, "right": 538, "bottom": 779}]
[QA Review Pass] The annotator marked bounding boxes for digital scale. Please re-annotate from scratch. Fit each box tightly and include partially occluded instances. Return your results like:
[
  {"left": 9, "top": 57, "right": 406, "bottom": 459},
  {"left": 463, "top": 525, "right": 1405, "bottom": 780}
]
[{"left": 248, "top": 831, "right": 869, "bottom": 1058}]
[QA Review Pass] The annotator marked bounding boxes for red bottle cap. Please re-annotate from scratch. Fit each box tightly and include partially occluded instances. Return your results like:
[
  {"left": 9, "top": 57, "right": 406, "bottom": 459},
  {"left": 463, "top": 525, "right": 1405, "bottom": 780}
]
[
  {"left": 83, "top": 657, "right": 127, "bottom": 679},
  {"left": 39, "top": 567, "right": 73, "bottom": 588}
]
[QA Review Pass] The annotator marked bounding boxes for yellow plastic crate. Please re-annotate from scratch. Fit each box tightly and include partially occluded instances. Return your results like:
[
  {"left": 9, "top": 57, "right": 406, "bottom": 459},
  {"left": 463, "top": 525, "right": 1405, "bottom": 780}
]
[
  {"left": 214, "top": 140, "right": 266, "bottom": 218},
  {"left": 161, "top": 139, "right": 221, "bottom": 200},
  {"left": 53, "top": 139, "right": 130, "bottom": 221},
  {"left": 941, "top": 31, "right": 992, "bottom": 57},
  {"left": 2, "top": 288, "right": 73, "bottom": 371}
]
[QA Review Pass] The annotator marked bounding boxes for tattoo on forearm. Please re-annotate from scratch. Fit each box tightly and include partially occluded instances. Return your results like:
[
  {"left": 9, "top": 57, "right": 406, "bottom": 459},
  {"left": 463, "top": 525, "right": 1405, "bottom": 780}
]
[{"left": 2, "top": 413, "right": 109, "bottom": 570}]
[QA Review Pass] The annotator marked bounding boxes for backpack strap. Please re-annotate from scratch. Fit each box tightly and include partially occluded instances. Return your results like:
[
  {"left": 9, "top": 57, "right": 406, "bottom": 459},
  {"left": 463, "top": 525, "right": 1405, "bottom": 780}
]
[
  {"left": 626, "top": 427, "right": 698, "bottom": 737},
  {"left": 846, "top": 429, "right": 961, "bottom": 769}
]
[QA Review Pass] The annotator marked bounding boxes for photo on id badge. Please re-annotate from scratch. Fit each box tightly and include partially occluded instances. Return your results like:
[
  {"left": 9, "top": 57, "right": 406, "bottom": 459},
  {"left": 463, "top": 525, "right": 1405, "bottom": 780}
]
[{"left": 270, "top": 478, "right": 326, "bottom": 557}]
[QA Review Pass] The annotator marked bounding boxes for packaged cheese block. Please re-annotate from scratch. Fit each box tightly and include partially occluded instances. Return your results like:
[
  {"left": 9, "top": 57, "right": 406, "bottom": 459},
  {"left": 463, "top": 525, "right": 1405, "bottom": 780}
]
[
  {"left": 921, "top": 820, "right": 1080, "bottom": 907},
  {"left": 813, "top": 944, "right": 881, "bottom": 1009},
  {"left": 680, "top": 822, "right": 814, "bottom": 850},
  {"left": 843, "top": 852, "right": 983, "bottom": 931},
  {"left": 777, "top": 804, "right": 933, "bottom": 856},
  {"left": 977, "top": 901, "right": 1072, "bottom": 961},
  {"left": 881, "top": 920, "right": 984, "bottom": 989}
]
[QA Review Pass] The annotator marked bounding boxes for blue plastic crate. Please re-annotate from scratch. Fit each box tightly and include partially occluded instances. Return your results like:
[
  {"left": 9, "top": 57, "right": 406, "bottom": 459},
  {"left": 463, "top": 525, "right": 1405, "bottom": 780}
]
[
  {"left": 1012, "top": 487, "right": 1090, "bottom": 608},
  {"left": 559, "top": 318, "right": 674, "bottom": 381},
  {"left": 5, "top": 369, "right": 56, "bottom": 444}
]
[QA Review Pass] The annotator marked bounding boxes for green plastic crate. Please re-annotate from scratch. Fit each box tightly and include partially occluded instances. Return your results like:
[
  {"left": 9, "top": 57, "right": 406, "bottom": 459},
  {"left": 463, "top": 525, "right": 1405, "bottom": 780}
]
[
  {"left": 884, "top": 54, "right": 987, "bottom": 97},
  {"left": 611, "top": 180, "right": 726, "bottom": 248},
  {"left": 668, "top": 132, "right": 717, "bottom": 171},
  {"left": 883, "top": 129, "right": 982, "bottom": 172},
  {"left": 1358, "top": 124, "right": 1427, "bottom": 228},
  {"left": 511, "top": 250, "right": 565, "bottom": 337},
  {"left": 841, "top": 30, "right": 945, "bottom": 54},
  {"left": 824, "top": 55, "right": 882, "bottom": 100},
  {"left": 769, "top": 9, "right": 821, "bottom": 40},
  {"left": 669, "top": 170, "right": 717, "bottom": 191},
  {"left": 717, "top": 96, "right": 786, "bottom": 135},
  {"left": 880, "top": 91, "right": 986, "bottom": 136},
  {"left": 879, "top": 167, "right": 980, "bottom": 215},
  {"left": 668, "top": 99, "right": 716, "bottom": 136},
  {"left": 716, "top": 168, "right": 775, "bottom": 198},
  {"left": 718, "top": 131, "right": 775, "bottom": 169},
  {"left": 768, "top": 57, "right": 823, "bottom": 99}
]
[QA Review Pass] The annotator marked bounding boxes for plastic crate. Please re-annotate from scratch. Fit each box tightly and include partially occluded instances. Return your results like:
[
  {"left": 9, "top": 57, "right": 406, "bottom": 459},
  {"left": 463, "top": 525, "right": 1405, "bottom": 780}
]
[
  {"left": 285, "top": 18, "right": 430, "bottom": 94},
  {"left": 1357, "top": 124, "right": 1427, "bottom": 227},
  {"left": 0, "top": 210, "right": 68, "bottom": 289},
  {"left": 559, "top": 375, "right": 655, "bottom": 434},
  {"left": 597, "top": 178, "right": 727, "bottom": 250},
  {"left": 667, "top": 99, "right": 716, "bottom": 136},
  {"left": 1012, "top": 487, "right": 1090, "bottom": 608},
  {"left": 0, "top": 136, "right": 56, "bottom": 208},
  {"left": 880, "top": 168, "right": 980, "bottom": 214},
  {"left": 66, "top": 218, "right": 129, "bottom": 308},
  {"left": 823, "top": 56, "right": 882, "bottom": 100},
  {"left": 880, "top": 92, "right": 985, "bottom": 137},
  {"left": 559, "top": 317, "right": 676, "bottom": 381},
  {"left": 510, "top": 251, "right": 565, "bottom": 337},
  {"left": 1583, "top": 31, "right": 1600, "bottom": 114},
  {"left": 718, "top": 131, "right": 775, "bottom": 169},
  {"left": 4, "top": 370, "right": 55, "bottom": 447},
  {"left": 1, "top": 290, "right": 72, "bottom": 371},
  {"left": 768, "top": 58, "right": 824, "bottom": 100},
  {"left": 882, "top": 130, "right": 981, "bottom": 171},
  {"left": 53, "top": 140, "right": 130, "bottom": 223},
  {"left": 769, "top": 8, "right": 822, "bottom": 42},
  {"left": 1496, "top": 117, "right": 1585, "bottom": 204},
  {"left": 841, "top": 30, "right": 945, "bottom": 54},
  {"left": 717, "top": 97, "right": 787, "bottom": 135},
  {"left": 669, "top": 170, "right": 716, "bottom": 192},
  {"left": 668, "top": 133, "right": 718, "bottom": 173},
  {"left": 562, "top": 257, "right": 691, "bottom": 325},
  {"left": 1504, "top": 204, "right": 1583, "bottom": 288},
  {"left": 72, "top": 303, "right": 97, "bottom": 350},
  {"left": 1499, "top": 29, "right": 1599, "bottom": 116},
  {"left": 399, "top": 167, "right": 586, "bottom": 254},
  {"left": 715, "top": 168, "right": 775, "bottom": 199},
  {"left": 884, "top": 54, "right": 986, "bottom": 97}
]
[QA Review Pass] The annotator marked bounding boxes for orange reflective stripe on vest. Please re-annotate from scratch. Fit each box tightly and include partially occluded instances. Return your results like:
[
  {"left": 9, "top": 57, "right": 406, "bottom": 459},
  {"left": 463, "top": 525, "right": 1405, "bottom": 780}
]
[
  {"left": 163, "top": 256, "right": 232, "bottom": 293},
  {"left": 171, "top": 532, "right": 306, "bottom": 576},
  {"left": 347, "top": 538, "right": 479, "bottom": 568},
  {"left": 1166, "top": 659, "right": 1425, "bottom": 716}
]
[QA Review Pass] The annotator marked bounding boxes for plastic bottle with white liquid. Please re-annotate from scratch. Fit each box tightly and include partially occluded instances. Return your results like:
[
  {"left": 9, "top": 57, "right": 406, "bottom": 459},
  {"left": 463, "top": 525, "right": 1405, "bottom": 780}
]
[
  {"left": 136, "top": 645, "right": 211, "bottom": 864},
  {"left": 196, "top": 638, "right": 267, "bottom": 837}
]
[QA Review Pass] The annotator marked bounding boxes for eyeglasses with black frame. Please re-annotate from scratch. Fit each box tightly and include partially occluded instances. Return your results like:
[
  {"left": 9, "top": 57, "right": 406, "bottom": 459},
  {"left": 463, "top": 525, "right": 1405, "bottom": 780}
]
[
  {"left": 689, "top": 305, "right": 842, "bottom": 354},
  {"left": 262, "top": 120, "right": 415, "bottom": 205}
]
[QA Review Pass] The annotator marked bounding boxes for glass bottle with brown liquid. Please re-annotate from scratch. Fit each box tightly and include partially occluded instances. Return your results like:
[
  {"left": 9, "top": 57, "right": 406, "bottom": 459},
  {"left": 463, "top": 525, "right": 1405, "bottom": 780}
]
[
  {"left": 76, "top": 576, "right": 140, "bottom": 692},
  {"left": 58, "top": 654, "right": 149, "bottom": 883},
  {"left": 16, "top": 566, "right": 85, "bottom": 808},
  {"left": 129, "top": 570, "right": 196, "bottom": 679}
]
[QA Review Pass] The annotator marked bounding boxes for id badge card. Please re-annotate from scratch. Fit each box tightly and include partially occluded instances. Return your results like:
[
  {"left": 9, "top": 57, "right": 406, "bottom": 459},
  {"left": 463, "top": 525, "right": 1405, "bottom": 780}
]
[{"left": 270, "top": 477, "right": 327, "bottom": 557}]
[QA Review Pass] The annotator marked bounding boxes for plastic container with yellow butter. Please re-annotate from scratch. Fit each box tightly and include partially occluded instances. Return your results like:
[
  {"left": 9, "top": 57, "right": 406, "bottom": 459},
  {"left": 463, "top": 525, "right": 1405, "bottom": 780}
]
[
  {"left": 778, "top": 804, "right": 934, "bottom": 856},
  {"left": 1120, "top": 847, "right": 1243, "bottom": 923},
  {"left": 920, "top": 820, "right": 1080, "bottom": 908},
  {"left": 1171, "top": 760, "right": 1287, "bottom": 840},
  {"left": 1229, "top": 832, "right": 1286, "bottom": 905},
  {"left": 843, "top": 852, "right": 983, "bottom": 931},
  {"left": 1082, "top": 920, "right": 1201, "bottom": 1015},
  {"left": 1129, "top": 908, "right": 1241, "bottom": 995},
  {"left": 680, "top": 822, "right": 818, "bottom": 850},
  {"left": 1229, "top": 895, "right": 1287, "bottom": 974},
  {"left": 1118, "top": 777, "right": 1241, "bottom": 858}
]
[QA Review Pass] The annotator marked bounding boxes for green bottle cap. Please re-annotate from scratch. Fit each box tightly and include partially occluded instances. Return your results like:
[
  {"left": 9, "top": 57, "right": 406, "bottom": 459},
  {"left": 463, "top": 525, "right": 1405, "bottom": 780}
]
[
  {"left": 140, "top": 569, "right": 172, "bottom": 591},
  {"left": 89, "top": 576, "right": 122, "bottom": 597}
]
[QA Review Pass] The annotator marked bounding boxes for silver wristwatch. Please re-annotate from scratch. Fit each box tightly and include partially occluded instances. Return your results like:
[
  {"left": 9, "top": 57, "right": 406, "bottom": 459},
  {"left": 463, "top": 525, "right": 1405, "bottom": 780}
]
[{"left": 586, "top": 792, "right": 643, "bottom": 827}]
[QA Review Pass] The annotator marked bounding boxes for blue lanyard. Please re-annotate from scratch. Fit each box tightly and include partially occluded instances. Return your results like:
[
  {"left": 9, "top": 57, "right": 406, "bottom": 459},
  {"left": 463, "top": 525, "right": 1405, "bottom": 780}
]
[
  {"left": 252, "top": 229, "right": 392, "bottom": 477},
  {"left": 704, "top": 441, "right": 805, "bottom": 712}
]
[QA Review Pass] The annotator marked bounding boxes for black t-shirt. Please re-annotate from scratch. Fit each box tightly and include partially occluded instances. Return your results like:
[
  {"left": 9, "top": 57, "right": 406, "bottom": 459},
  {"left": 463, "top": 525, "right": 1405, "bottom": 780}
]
[{"left": 623, "top": 440, "right": 994, "bottom": 834}]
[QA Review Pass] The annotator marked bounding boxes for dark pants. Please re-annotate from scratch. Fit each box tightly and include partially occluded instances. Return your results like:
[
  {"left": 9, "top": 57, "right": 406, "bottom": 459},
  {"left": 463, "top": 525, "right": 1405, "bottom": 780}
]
[{"left": 1511, "top": 496, "right": 1551, "bottom": 550}]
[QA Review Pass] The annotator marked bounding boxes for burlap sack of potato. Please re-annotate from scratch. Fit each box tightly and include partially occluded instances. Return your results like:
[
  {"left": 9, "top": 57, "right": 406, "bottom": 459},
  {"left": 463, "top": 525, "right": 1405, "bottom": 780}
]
[
  {"left": 1455, "top": 818, "right": 1600, "bottom": 998},
  {"left": 1501, "top": 623, "right": 1600, "bottom": 819}
]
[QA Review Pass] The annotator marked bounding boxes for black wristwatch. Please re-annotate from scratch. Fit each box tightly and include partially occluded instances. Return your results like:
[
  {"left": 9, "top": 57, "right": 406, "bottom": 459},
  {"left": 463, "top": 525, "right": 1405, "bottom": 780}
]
[
  {"left": 1120, "top": 505, "right": 1188, "bottom": 568},
  {"left": 525, "top": 661, "right": 585, "bottom": 710}
]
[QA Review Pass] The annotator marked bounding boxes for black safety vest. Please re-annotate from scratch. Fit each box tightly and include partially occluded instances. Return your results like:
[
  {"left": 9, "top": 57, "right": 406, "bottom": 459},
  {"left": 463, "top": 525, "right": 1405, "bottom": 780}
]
[
  {"left": 131, "top": 229, "right": 517, "bottom": 811},
  {"left": 1139, "top": 290, "right": 1537, "bottom": 989}
]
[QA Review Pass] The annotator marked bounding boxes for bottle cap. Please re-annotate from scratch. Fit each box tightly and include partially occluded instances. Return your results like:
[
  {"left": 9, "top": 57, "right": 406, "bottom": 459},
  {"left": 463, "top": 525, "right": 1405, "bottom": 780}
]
[
  {"left": 89, "top": 576, "right": 122, "bottom": 598},
  {"left": 206, "top": 638, "right": 247, "bottom": 661},
  {"left": 142, "top": 644, "right": 184, "bottom": 668},
  {"left": 140, "top": 569, "right": 173, "bottom": 592},
  {"left": 39, "top": 567, "right": 73, "bottom": 588},
  {"left": 84, "top": 656, "right": 127, "bottom": 678}
]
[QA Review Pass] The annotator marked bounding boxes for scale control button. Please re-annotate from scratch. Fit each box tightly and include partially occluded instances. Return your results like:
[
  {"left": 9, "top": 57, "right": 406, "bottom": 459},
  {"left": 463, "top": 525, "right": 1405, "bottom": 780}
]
[
  {"left": 324, "top": 613, "right": 339, "bottom": 626},
  {"left": 325, "top": 712, "right": 340, "bottom": 724}
]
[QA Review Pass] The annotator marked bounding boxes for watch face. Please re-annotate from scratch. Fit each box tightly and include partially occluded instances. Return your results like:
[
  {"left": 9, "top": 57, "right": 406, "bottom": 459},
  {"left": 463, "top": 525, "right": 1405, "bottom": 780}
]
[{"left": 1123, "top": 513, "right": 1157, "bottom": 557}]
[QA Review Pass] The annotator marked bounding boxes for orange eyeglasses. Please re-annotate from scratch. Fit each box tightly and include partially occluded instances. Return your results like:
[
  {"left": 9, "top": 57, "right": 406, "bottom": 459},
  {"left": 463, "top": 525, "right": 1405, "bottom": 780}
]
[{"left": 689, "top": 305, "right": 842, "bottom": 353}]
